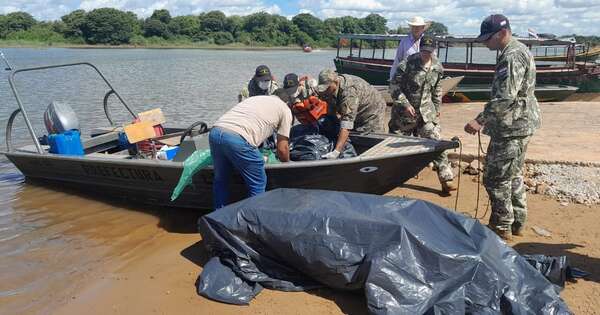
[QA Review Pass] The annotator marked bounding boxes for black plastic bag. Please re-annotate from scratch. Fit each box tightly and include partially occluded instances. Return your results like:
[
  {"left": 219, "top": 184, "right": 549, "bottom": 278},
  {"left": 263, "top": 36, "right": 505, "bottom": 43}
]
[
  {"left": 523, "top": 254, "right": 590, "bottom": 288},
  {"left": 289, "top": 134, "right": 333, "bottom": 161},
  {"left": 197, "top": 189, "right": 571, "bottom": 314}
]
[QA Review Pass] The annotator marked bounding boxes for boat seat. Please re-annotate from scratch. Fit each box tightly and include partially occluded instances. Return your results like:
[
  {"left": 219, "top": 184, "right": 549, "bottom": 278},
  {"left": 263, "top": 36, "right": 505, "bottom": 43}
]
[
  {"left": 83, "top": 130, "right": 121, "bottom": 154},
  {"left": 360, "top": 137, "right": 436, "bottom": 157},
  {"left": 86, "top": 151, "right": 131, "bottom": 159}
]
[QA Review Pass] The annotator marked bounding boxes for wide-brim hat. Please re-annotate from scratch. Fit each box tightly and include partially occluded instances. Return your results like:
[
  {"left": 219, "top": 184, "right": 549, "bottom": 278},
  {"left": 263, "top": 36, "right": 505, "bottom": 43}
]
[{"left": 406, "top": 16, "right": 427, "bottom": 27}]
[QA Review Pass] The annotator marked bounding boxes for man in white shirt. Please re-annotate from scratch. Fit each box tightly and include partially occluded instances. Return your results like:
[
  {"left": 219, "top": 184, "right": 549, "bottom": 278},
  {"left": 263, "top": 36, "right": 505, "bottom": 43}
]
[
  {"left": 210, "top": 94, "right": 292, "bottom": 209},
  {"left": 389, "top": 16, "right": 429, "bottom": 82}
]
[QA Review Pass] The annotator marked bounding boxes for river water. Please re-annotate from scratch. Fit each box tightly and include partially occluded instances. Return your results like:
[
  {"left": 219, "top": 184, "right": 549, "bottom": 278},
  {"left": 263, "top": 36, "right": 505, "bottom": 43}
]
[{"left": 0, "top": 46, "right": 498, "bottom": 314}]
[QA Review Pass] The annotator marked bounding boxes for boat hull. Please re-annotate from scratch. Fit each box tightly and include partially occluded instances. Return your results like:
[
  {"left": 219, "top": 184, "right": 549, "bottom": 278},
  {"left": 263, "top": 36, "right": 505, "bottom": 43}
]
[
  {"left": 450, "top": 84, "right": 579, "bottom": 102},
  {"left": 4, "top": 134, "right": 457, "bottom": 210},
  {"left": 334, "top": 57, "right": 600, "bottom": 93}
]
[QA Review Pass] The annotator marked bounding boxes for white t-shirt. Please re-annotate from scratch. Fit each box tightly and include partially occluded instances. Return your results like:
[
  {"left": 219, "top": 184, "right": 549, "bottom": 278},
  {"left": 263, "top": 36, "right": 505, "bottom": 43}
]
[{"left": 214, "top": 95, "right": 293, "bottom": 147}]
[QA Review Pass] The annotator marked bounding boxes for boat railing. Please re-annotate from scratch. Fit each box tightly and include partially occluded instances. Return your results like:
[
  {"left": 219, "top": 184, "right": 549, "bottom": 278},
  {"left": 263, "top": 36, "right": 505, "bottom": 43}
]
[
  {"left": 335, "top": 33, "right": 581, "bottom": 69},
  {"left": 5, "top": 62, "right": 138, "bottom": 154}
]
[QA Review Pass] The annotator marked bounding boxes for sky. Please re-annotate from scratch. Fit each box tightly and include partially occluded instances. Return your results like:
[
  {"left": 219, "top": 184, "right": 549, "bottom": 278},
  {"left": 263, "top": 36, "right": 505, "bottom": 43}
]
[{"left": 1, "top": 0, "right": 600, "bottom": 36}]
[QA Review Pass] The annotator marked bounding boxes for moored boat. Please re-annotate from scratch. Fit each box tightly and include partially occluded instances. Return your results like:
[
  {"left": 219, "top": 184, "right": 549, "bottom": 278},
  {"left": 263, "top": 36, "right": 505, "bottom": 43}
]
[
  {"left": 333, "top": 34, "right": 600, "bottom": 96},
  {"left": 448, "top": 84, "right": 578, "bottom": 102},
  {"left": 534, "top": 45, "right": 600, "bottom": 62},
  {"left": 2, "top": 62, "right": 458, "bottom": 210}
]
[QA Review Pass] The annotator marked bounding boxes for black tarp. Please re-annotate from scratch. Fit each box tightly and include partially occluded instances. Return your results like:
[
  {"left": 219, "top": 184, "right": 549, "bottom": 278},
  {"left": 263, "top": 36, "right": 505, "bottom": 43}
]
[{"left": 197, "top": 189, "right": 571, "bottom": 314}]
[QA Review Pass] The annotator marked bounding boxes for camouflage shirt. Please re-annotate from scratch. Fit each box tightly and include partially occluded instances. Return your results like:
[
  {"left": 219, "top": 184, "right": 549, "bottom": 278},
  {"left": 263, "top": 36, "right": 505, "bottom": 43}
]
[
  {"left": 476, "top": 38, "right": 541, "bottom": 138},
  {"left": 238, "top": 79, "right": 280, "bottom": 102},
  {"left": 331, "top": 74, "right": 386, "bottom": 132},
  {"left": 391, "top": 53, "right": 443, "bottom": 124}
]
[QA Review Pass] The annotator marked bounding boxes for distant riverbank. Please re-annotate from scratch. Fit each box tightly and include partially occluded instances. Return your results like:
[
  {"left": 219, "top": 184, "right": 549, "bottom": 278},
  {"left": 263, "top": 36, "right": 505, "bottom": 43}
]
[{"left": 0, "top": 40, "right": 331, "bottom": 50}]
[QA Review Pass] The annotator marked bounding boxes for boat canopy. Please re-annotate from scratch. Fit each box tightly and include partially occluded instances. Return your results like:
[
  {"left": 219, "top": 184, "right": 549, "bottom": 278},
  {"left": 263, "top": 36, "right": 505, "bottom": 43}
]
[{"left": 336, "top": 33, "right": 575, "bottom": 46}]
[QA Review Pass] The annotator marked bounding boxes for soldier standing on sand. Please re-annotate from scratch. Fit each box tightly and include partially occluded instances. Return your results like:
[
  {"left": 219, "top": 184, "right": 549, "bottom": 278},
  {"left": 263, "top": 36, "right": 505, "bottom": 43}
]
[
  {"left": 464, "top": 14, "right": 541, "bottom": 240},
  {"left": 389, "top": 35, "right": 456, "bottom": 195},
  {"left": 316, "top": 69, "right": 386, "bottom": 159},
  {"left": 238, "top": 65, "right": 280, "bottom": 102}
]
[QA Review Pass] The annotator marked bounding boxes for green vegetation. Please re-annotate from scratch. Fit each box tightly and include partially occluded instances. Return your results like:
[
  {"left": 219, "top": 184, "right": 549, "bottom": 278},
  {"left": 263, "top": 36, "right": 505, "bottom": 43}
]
[
  {"left": 0, "top": 8, "right": 448, "bottom": 48},
  {"left": 2, "top": 9, "right": 596, "bottom": 48}
]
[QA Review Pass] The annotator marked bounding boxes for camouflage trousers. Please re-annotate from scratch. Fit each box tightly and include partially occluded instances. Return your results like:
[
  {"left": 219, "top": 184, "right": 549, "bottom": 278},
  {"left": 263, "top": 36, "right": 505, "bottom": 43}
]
[
  {"left": 484, "top": 136, "right": 530, "bottom": 232},
  {"left": 389, "top": 117, "right": 453, "bottom": 182}
]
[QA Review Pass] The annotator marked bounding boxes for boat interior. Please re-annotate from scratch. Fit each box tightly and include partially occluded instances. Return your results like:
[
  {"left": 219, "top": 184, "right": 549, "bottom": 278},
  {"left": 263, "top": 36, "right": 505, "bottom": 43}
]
[{"left": 6, "top": 62, "right": 450, "bottom": 164}]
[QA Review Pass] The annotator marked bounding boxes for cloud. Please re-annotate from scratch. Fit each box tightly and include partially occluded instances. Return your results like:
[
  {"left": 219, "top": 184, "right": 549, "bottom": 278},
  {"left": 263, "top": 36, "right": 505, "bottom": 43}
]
[{"left": 555, "top": 0, "right": 600, "bottom": 8}]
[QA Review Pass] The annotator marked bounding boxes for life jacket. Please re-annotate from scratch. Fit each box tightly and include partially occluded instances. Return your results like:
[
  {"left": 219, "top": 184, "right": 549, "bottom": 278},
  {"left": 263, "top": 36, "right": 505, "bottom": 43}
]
[{"left": 292, "top": 96, "right": 328, "bottom": 125}]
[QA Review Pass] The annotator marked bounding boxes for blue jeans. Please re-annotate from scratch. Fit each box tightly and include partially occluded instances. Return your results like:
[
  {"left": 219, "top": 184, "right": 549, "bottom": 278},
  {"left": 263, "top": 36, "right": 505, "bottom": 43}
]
[{"left": 209, "top": 127, "right": 267, "bottom": 209}]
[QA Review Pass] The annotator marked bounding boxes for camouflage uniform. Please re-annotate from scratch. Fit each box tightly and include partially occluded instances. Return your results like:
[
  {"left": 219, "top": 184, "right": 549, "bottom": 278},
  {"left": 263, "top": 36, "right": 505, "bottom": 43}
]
[
  {"left": 476, "top": 38, "right": 541, "bottom": 232},
  {"left": 389, "top": 53, "right": 453, "bottom": 182},
  {"left": 330, "top": 74, "right": 386, "bottom": 133},
  {"left": 238, "top": 79, "right": 280, "bottom": 102}
]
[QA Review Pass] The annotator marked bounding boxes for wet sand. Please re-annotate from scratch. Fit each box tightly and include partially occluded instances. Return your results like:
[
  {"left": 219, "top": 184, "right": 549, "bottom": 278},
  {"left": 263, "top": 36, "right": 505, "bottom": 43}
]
[
  {"left": 29, "top": 167, "right": 596, "bottom": 315},
  {"left": 2, "top": 100, "right": 600, "bottom": 314}
]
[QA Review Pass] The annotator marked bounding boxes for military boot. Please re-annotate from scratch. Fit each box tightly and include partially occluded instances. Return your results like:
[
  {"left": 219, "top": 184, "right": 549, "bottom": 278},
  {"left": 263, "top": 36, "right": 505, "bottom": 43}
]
[
  {"left": 488, "top": 225, "right": 513, "bottom": 241},
  {"left": 440, "top": 180, "right": 457, "bottom": 195},
  {"left": 512, "top": 224, "right": 524, "bottom": 237}
]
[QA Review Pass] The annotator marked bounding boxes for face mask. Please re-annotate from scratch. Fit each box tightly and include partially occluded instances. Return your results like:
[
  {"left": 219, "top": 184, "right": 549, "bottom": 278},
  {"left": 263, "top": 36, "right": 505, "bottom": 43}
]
[{"left": 258, "top": 80, "right": 271, "bottom": 90}]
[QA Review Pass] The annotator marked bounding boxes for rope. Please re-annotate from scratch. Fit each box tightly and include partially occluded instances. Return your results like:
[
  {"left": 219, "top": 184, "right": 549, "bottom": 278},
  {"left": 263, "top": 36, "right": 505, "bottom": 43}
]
[
  {"left": 452, "top": 136, "right": 462, "bottom": 211},
  {"left": 480, "top": 199, "right": 491, "bottom": 220},
  {"left": 474, "top": 131, "right": 483, "bottom": 219}
]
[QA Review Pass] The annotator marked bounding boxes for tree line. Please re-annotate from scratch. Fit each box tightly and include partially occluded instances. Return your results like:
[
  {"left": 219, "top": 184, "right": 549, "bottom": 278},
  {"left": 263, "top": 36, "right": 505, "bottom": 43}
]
[
  {"left": 2, "top": 9, "right": 597, "bottom": 48},
  {"left": 0, "top": 9, "right": 449, "bottom": 47}
]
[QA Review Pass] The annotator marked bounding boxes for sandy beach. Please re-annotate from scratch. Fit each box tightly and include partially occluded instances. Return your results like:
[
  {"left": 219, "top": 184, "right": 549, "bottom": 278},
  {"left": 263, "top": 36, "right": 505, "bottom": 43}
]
[
  {"left": 50, "top": 168, "right": 600, "bottom": 315},
  {"left": 4, "top": 100, "right": 600, "bottom": 314}
]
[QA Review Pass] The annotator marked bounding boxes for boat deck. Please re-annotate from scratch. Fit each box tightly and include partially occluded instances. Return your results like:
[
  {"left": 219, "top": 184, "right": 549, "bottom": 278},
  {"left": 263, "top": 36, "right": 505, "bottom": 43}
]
[{"left": 361, "top": 137, "right": 433, "bottom": 157}]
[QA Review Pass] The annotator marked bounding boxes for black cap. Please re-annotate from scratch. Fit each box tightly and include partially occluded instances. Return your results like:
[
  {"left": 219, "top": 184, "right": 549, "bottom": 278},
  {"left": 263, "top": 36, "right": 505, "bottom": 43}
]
[
  {"left": 476, "top": 14, "right": 510, "bottom": 42},
  {"left": 254, "top": 65, "right": 271, "bottom": 80},
  {"left": 283, "top": 73, "right": 299, "bottom": 89},
  {"left": 420, "top": 35, "right": 436, "bottom": 52}
]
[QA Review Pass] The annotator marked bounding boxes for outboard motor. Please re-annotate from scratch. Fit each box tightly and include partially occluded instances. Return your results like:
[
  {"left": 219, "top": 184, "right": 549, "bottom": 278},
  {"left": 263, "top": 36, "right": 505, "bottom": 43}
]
[
  {"left": 44, "top": 101, "right": 84, "bottom": 155},
  {"left": 44, "top": 101, "right": 80, "bottom": 134}
]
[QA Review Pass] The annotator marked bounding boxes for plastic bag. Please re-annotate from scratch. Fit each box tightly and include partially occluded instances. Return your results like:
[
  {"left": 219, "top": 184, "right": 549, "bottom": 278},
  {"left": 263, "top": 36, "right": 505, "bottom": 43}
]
[
  {"left": 290, "top": 134, "right": 357, "bottom": 161},
  {"left": 197, "top": 189, "right": 571, "bottom": 314},
  {"left": 170, "top": 149, "right": 212, "bottom": 201},
  {"left": 260, "top": 148, "right": 280, "bottom": 164},
  {"left": 523, "top": 254, "right": 590, "bottom": 288},
  {"left": 290, "top": 134, "right": 333, "bottom": 161}
]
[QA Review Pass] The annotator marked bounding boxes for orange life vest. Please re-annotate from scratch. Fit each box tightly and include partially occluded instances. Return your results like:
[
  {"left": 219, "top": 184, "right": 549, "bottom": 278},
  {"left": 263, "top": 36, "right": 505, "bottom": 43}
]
[{"left": 292, "top": 96, "right": 328, "bottom": 125}]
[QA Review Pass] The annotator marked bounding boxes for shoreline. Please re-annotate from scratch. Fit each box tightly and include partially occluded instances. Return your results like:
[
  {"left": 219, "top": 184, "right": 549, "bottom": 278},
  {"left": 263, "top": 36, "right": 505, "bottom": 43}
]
[{"left": 0, "top": 42, "right": 335, "bottom": 51}]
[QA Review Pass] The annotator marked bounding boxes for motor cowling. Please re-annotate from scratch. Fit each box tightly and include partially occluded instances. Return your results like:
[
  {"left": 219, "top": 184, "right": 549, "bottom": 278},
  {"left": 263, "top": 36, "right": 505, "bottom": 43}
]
[{"left": 44, "top": 101, "right": 80, "bottom": 134}]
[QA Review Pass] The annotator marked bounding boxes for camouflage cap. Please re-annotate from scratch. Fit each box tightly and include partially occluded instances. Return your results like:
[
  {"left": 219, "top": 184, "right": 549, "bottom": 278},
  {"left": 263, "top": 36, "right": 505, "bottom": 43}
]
[
  {"left": 316, "top": 69, "right": 337, "bottom": 93},
  {"left": 419, "top": 35, "right": 436, "bottom": 52},
  {"left": 254, "top": 65, "right": 272, "bottom": 80}
]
